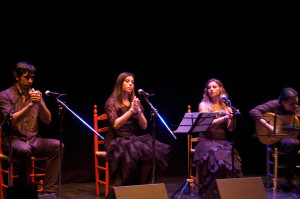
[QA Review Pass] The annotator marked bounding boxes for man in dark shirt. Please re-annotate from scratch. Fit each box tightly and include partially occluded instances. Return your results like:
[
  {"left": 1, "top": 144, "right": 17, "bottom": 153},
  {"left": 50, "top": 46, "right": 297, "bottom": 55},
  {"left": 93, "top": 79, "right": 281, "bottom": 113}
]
[
  {"left": 249, "top": 87, "right": 300, "bottom": 188},
  {"left": 0, "top": 61, "right": 62, "bottom": 194}
]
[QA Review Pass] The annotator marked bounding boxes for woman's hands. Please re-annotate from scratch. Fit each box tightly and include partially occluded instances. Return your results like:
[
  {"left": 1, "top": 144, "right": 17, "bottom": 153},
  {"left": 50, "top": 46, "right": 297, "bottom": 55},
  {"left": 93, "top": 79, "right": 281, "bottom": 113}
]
[
  {"left": 224, "top": 112, "right": 233, "bottom": 121},
  {"left": 130, "top": 96, "right": 142, "bottom": 114}
]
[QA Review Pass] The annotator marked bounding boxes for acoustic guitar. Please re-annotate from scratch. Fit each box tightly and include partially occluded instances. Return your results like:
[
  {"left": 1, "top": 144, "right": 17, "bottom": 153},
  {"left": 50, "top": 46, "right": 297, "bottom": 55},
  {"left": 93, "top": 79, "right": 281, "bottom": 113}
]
[{"left": 256, "top": 112, "right": 300, "bottom": 145}]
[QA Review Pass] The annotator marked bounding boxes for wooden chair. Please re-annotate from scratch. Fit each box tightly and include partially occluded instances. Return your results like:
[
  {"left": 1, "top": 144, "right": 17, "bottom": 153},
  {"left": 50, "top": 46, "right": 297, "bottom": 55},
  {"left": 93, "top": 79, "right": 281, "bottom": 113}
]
[
  {"left": 0, "top": 128, "right": 46, "bottom": 199},
  {"left": 93, "top": 105, "right": 111, "bottom": 197},
  {"left": 186, "top": 105, "right": 200, "bottom": 193},
  {"left": 266, "top": 145, "right": 300, "bottom": 192},
  {"left": 260, "top": 113, "right": 300, "bottom": 192}
]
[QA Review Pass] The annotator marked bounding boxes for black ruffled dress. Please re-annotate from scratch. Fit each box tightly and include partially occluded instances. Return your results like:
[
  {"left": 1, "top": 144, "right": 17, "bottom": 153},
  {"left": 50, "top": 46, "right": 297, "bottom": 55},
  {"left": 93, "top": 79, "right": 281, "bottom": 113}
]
[
  {"left": 192, "top": 111, "right": 243, "bottom": 189},
  {"left": 104, "top": 98, "right": 171, "bottom": 186}
]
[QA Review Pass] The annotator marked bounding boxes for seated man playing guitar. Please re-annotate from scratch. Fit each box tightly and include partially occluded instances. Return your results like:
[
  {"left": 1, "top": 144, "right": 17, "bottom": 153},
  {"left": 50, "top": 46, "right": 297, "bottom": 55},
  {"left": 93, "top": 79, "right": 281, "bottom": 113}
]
[{"left": 249, "top": 87, "right": 300, "bottom": 188}]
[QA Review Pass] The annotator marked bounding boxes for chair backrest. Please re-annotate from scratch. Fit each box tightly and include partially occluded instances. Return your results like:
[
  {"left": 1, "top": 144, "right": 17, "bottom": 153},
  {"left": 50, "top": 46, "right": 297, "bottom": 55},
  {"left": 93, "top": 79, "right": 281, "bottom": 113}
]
[
  {"left": 93, "top": 105, "right": 108, "bottom": 152},
  {"left": 93, "top": 105, "right": 111, "bottom": 196}
]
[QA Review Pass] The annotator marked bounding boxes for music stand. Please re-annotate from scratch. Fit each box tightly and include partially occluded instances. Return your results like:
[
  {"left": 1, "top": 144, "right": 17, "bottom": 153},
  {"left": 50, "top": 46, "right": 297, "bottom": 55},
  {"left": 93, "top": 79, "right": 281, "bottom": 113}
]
[{"left": 171, "top": 112, "right": 217, "bottom": 199}]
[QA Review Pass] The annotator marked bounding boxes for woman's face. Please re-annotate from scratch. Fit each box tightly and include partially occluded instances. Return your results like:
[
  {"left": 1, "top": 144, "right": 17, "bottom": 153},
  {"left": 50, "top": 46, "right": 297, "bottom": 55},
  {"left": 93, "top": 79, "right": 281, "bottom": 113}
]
[
  {"left": 122, "top": 75, "right": 134, "bottom": 94},
  {"left": 207, "top": 81, "right": 221, "bottom": 98}
]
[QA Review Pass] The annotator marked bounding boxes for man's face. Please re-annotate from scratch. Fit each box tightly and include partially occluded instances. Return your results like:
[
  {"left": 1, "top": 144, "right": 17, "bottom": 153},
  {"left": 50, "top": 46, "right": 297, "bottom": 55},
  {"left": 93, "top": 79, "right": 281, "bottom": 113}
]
[
  {"left": 16, "top": 71, "right": 35, "bottom": 91},
  {"left": 282, "top": 97, "right": 299, "bottom": 113}
]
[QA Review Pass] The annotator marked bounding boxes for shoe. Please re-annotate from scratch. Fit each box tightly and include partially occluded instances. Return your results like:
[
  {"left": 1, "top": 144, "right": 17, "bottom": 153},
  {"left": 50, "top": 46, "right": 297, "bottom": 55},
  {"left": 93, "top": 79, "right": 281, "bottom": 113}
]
[{"left": 41, "top": 191, "right": 56, "bottom": 196}]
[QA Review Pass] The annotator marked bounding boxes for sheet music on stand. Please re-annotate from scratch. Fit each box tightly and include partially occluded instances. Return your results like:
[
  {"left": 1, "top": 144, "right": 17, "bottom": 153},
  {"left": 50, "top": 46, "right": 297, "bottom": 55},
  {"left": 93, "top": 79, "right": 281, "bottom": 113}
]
[{"left": 174, "top": 112, "right": 217, "bottom": 134}]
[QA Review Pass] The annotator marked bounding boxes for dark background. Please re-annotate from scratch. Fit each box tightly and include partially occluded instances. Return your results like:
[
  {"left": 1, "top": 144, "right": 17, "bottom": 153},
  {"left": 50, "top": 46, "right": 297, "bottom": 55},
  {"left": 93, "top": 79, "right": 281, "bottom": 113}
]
[{"left": 2, "top": 2, "right": 299, "bottom": 183}]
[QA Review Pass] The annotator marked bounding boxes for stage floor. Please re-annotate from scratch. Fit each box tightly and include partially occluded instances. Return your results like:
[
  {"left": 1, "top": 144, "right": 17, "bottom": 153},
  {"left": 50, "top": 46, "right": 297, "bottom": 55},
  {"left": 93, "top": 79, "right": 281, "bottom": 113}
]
[{"left": 53, "top": 174, "right": 300, "bottom": 199}]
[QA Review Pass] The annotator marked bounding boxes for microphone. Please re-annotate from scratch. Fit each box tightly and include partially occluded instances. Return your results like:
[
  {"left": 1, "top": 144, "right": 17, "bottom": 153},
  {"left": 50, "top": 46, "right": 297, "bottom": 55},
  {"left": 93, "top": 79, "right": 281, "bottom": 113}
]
[
  {"left": 221, "top": 95, "right": 231, "bottom": 106},
  {"left": 138, "top": 89, "right": 154, "bottom": 97},
  {"left": 45, "top": 90, "right": 66, "bottom": 97}
]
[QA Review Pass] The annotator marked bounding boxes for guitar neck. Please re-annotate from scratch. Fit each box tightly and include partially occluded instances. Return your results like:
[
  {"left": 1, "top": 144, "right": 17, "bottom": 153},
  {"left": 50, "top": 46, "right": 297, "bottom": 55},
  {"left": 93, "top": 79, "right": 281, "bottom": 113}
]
[{"left": 281, "top": 125, "right": 300, "bottom": 131}]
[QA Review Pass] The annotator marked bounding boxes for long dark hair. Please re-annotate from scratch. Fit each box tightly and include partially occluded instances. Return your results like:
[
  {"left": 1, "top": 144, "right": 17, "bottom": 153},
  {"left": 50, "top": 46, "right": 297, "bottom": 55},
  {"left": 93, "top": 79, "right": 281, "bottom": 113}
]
[{"left": 109, "top": 72, "right": 135, "bottom": 106}]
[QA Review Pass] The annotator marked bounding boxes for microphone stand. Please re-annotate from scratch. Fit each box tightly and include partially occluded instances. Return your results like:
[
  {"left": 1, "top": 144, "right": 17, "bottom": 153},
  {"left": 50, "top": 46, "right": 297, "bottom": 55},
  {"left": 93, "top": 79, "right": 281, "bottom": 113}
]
[
  {"left": 53, "top": 96, "right": 104, "bottom": 199},
  {"left": 55, "top": 97, "right": 104, "bottom": 139},
  {"left": 150, "top": 110, "right": 156, "bottom": 184},
  {"left": 0, "top": 91, "right": 23, "bottom": 187},
  {"left": 223, "top": 99, "right": 240, "bottom": 177},
  {"left": 140, "top": 94, "right": 176, "bottom": 184},
  {"left": 56, "top": 97, "right": 67, "bottom": 199}
]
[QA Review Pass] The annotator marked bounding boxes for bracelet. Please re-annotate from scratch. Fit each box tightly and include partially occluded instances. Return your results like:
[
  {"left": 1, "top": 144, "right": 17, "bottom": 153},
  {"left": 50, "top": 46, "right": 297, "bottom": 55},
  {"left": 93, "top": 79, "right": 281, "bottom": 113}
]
[{"left": 138, "top": 110, "right": 142, "bottom": 115}]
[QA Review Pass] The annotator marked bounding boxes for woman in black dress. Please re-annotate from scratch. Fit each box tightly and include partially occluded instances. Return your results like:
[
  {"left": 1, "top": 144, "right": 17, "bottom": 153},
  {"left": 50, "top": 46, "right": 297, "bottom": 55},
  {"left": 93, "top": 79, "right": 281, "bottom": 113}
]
[
  {"left": 193, "top": 78, "right": 243, "bottom": 192},
  {"left": 104, "top": 72, "right": 171, "bottom": 186}
]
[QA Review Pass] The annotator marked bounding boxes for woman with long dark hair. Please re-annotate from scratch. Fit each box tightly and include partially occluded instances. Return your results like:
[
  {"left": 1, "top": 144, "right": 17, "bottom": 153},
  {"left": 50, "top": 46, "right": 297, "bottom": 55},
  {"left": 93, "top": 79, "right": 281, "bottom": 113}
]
[{"left": 104, "top": 72, "right": 171, "bottom": 186}]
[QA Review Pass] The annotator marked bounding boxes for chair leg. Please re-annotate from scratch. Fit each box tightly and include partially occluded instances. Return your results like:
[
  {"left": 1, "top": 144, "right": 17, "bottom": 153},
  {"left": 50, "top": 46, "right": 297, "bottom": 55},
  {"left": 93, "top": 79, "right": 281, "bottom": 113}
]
[
  {"left": 105, "top": 162, "right": 110, "bottom": 196},
  {"left": 266, "top": 146, "right": 271, "bottom": 188},
  {"left": 0, "top": 169, "right": 4, "bottom": 199},
  {"left": 0, "top": 161, "right": 14, "bottom": 199},
  {"left": 95, "top": 167, "right": 100, "bottom": 197},
  {"left": 31, "top": 160, "right": 35, "bottom": 184},
  {"left": 95, "top": 161, "right": 111, "bottom": 197},
  {"left": 195, "top": 166, "right": 200, "bottom": 194},
  {"left": 273, "top": 148, "right": 278, "bottom": 192}
]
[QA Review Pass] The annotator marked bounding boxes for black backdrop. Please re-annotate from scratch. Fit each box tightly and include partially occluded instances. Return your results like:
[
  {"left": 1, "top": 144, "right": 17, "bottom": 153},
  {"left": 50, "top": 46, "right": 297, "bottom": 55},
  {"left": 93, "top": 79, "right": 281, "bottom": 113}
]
[{"left": 2, "top": 2, "right": 299, "bottom": 183}]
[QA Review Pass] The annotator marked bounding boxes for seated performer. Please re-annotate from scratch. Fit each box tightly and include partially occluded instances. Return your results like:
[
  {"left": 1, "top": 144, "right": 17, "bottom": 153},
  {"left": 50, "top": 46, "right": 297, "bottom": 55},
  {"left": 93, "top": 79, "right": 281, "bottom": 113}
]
[
  {"left": 0, "top": 61, "right": 62, "bottom": 194},
  {"left": 249, "top": 87, "right": 300, "bottom": 188},
  {"left": 192, "top": 78, "right": 243, "bottom": 194},
  {"left": 104, "top": 72, "right": 171, "bottom": 186}
]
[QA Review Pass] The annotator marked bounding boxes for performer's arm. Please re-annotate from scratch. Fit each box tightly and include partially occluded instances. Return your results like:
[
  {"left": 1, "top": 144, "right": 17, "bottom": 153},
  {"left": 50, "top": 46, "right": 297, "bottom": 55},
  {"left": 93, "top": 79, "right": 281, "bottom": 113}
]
[
  {"left": 136, "top": 98, "right": 147, "bottom": 130},
  {"left": 198, "top": 102, "right": 231, "bottom": 125}
]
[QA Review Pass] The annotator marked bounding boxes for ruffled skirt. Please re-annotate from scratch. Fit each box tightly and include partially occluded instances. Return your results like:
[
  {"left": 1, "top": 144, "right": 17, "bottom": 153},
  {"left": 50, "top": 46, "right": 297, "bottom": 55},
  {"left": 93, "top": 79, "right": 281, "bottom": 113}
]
[
  {"left": 105, "top": 134, "right": 171, "bottom": 186},
  {"left": 192, "top": 139, "right": 243, "bottom": 188}
]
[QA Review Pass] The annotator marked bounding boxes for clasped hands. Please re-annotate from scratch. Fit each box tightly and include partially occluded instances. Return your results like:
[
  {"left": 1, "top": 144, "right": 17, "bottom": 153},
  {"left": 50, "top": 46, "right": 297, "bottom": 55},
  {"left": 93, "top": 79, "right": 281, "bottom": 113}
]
[
  {"left": 130, "top": 96, "right": 142, "bottom": 114},
  {"left": 30, "top": 88, "right": 42, "bottom": 105}
]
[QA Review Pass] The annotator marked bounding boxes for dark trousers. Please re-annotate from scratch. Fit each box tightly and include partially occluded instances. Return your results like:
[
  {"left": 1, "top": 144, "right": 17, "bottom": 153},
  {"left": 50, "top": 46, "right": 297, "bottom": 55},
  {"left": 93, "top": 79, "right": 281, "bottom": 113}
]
[
  {"left": 3, "top": 137, "right": 63, "bottom": 193},
  {"left": 276, "top": 137, "right": 300, "bottom": 179}
]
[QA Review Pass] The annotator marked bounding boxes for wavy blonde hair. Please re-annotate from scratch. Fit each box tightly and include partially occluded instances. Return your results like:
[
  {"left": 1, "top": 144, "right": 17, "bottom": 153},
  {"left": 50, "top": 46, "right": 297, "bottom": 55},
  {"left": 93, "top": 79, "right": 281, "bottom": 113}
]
[{"left": 202, "top": 78, "right": 229, "bottom": 112}]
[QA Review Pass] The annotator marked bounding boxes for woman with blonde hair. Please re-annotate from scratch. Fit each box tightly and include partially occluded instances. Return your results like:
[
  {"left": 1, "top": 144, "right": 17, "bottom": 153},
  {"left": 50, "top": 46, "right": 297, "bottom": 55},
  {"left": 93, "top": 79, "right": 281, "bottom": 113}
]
[{"left": 193, "top": 78, "right": 243, "bottom": 194}]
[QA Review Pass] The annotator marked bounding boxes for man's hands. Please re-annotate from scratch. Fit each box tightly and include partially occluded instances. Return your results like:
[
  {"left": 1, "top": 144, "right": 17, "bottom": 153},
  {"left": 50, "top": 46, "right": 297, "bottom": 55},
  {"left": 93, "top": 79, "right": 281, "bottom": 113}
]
[{"left": 30, "top": 88, "right": 43, "bottom": 106}]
